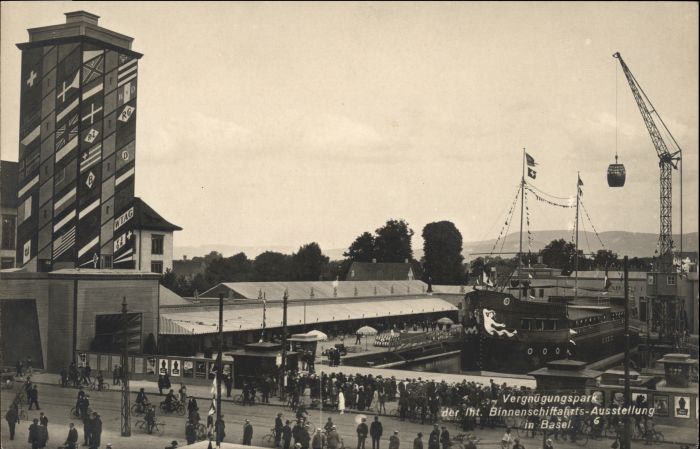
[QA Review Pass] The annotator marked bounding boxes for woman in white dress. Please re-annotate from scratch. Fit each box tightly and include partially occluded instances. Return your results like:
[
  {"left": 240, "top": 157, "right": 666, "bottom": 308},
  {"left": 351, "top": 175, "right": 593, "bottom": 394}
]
[{"left": 337, "top": 390, "right": 345, "bottom": 415}]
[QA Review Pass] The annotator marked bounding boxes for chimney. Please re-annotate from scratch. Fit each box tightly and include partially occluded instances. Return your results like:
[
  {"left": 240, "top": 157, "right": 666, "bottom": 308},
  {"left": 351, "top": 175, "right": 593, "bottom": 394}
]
[{"left": 65, "top": 11, "right": 100, "bottom": 26}]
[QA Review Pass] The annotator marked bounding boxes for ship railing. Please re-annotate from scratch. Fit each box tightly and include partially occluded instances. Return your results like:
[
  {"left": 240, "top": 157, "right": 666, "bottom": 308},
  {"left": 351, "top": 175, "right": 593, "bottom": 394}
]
[{"left": 572, "top": 319, "right": 624, "bottom": 337}]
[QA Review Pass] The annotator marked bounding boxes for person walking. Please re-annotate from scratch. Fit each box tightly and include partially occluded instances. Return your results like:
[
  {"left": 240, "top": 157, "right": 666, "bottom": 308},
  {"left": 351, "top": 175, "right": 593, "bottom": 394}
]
[
  {"left": 83, "top": 411, "right": 93, "bottom": 446},
  {"left": 370, "top": 416, "right": 383, "bottom": 449},
  {"left": 413, "top": 433, "right": 424, "bottom": 449},
  {"left": 215, "top": 416, "right": 226, "bottom": 443},
  {"left": 64, "top": 423, "right": 79, "bottom": 449},
  {"left": 275, "top": 413, "right": 284, "bottom": 447},
  {"left": 5, "top": 405, "right": 19, "bottom": 440},
  {"left": 357, "top": 417, "right": 369, "bottom": 449},
  {"left": 338, "top": 391, "right": 346, "bottom": 415},
  {"left": 39, "top": 411, "right": 48, "bottom": 427},
  {"left": 28, "top": 384, "right": 40, "bottom": 410},
  {"left": 500, "top": 428, "right": 513, "bottom": 449},
  {"left": 243, "top": 419, "right": 254, "bottom": 445},
  {"left": 185, "top": 420, "right": 197, "bottom": 445}
]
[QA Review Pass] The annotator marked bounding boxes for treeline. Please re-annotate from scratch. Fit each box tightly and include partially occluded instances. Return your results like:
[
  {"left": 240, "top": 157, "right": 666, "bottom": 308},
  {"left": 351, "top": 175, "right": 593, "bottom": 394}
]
[
  {"left": 162, "top": 219, "right": 468, "bottom": 296},
  {"left": 468, "top": 238, "right": 653, "bottom": 280}
]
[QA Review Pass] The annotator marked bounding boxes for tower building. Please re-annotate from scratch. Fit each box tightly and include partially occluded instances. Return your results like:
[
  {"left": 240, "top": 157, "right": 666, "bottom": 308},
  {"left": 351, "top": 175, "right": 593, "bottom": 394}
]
[{"left": 15, "top": 11, "right": 141, "bottom": 271}]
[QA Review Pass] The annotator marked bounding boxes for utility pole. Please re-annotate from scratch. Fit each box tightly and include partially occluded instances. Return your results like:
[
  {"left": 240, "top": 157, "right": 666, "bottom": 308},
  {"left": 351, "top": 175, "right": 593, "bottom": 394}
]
[
  {"left": 120, "top": 297, "right": 131, "bottom": 437},
  {"left": 574, "top": 173, "right": 581, "bottom": 299},
  {"left": 216, "top": 293, "right": 223, "bottom": 447},
  {"left": 279, "top": 289, "right": 288, "bottom": 401},
  {"left": 518, "top": 148, "right": 525, "bottom": 300},
  {"left": 623, "top": 256, "right": 631, "bottom": 449}
]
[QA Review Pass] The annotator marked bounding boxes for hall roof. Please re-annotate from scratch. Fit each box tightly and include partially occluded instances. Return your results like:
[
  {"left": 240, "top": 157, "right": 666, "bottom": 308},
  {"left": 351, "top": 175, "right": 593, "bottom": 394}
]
[{"left": 160, "top": 295, "right": 457, "bottom": 335}]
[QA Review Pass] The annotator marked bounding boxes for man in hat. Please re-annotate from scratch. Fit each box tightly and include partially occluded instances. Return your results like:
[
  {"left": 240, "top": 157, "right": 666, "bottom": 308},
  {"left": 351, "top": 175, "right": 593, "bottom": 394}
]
[
  {"left": 357, "top": 416, "right": 369, "bottom": 449},
  {"left": 327, "top": 425, "right": 342, "bottom": 449},
  {"left": 90, "top": 412, "right": 102, "bottom": 449},
  {"left": 243, "top": 419, "right": 254, "bottom": 445},
  {"left": 185, "top": 420, "right": 197, "bottom": 445},
  {"left": 512, "top": 438, "right": 524, "bottom": 449},
  {"left": 389, "top": 431, "right": 400, "bottom": 449},
  {"left": 312, "top": 428, "right": 327, "bottom": 449},
  {"left": 370, "top": 416, "right": 383, "bottom": 449},
  {"left": 413, "top": 432, "right": 424, "bottom": 449},
  {"left": 428, "top": 424, "right": 440, "bottom": 449},
  {"left": 283, "top": 420, "right": 293, "bottom": 449},
  {"left": 275, "top": 412, "right": 284, "bottom": 447},
  {"left": 64, "top": 422, "right": 79, "bottom": 449}
]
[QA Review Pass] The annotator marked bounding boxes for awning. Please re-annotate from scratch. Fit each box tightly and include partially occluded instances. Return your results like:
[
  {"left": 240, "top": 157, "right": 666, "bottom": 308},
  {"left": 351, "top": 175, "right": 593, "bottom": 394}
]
[{"left": 160, "top": 296, "right": 457, "bottom": 335}]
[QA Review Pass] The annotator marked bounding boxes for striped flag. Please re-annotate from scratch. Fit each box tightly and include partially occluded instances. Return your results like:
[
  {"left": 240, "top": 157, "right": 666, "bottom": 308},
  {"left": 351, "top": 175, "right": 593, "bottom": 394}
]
[
  {"left": 208, "top": 376, "right": 217, "bottom": 416},
  {"left": 53, "top": 226, "right": 76, "bottom": 259}
]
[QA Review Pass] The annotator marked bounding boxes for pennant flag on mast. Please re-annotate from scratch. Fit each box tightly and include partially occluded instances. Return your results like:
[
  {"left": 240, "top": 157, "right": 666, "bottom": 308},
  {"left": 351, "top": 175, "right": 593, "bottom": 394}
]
[
  {"left": 578, "top": 175, "right": 584, "bottom": 196},
  {"left": 526, "top": 152, "right": 537, "bottom": 167}
]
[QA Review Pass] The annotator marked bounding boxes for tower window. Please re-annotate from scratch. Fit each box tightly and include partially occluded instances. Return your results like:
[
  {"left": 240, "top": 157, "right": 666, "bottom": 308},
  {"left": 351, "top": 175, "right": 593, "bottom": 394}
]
[
  {"left": 151, "top": 234, "right": 164, "bottom": 255},
  {"left": 151, "top": 261, "right": 163, "bottom": 274}
]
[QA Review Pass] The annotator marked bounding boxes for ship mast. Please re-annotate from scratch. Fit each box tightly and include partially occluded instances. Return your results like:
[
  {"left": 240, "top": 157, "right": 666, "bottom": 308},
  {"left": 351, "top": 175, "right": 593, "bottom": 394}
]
[{"left": 518, "top": 148, "right": 526, "bottom": 300}]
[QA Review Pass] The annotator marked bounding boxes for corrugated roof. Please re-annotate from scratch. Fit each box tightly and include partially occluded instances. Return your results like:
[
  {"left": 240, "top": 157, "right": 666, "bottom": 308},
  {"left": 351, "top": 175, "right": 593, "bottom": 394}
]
[
  {"left": 160, "top": 296, "right": 457, "bottom": 335},
  {"left": 200, "top": 280, "right": 429, "bottom": 300},
  {"left": 1, "top": 160, "right": 18, "bottom": 209}
]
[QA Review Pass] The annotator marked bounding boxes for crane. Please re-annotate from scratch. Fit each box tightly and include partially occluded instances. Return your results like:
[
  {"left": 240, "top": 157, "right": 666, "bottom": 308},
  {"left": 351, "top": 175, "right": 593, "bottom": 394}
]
[{"left": 613, "top": 52, "right": 682, "bottom": 269}]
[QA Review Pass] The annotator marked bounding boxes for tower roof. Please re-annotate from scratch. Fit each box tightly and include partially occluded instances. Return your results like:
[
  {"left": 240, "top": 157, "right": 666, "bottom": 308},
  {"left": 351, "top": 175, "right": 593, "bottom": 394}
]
[
  {"left": 16, "top": 10, "right": 142, "bottom": 58},
  {"left": 131, "top": 197, "right": 182, "bottom": 232}
]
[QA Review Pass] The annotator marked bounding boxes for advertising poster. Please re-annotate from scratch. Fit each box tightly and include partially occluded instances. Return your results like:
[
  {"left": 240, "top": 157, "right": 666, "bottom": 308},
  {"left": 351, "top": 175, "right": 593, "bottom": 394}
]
[
  {"left": 195, "top": 361, "right": 207, "bottom": 379},
  {"left": 158, "top": 359, "right": 169, "bottom": 376},
  {"left": 146, "top": 358, "right": 157, "bottom": 375},
  {"left": 133, "top": 357, "right": 144, "bottom": 374},
  {"left": 653, "top": 395, "right": 669, "bottom": 417},
  {"left": 183, "top": 361, "right": 194, "bottom": 378},
  {"left": 170, "top": 359, "right": 181, "bottom": 377},
  {"left": 675, "top": 396, "right": 690, "bottom": 418}
]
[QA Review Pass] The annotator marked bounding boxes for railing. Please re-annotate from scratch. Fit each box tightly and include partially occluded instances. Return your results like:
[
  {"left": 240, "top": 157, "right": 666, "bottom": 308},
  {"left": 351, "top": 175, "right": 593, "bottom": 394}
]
[
  {"left": 377, "top": 327, "right": 461, "bottom": 351},
  {"left": 572, "top": 319, "right": 624, "bottom": 337}
]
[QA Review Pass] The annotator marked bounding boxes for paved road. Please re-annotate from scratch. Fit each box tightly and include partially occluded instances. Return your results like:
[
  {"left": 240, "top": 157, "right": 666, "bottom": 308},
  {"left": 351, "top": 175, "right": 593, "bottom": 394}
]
[{"left": 0, "top": 383, "right": 691, "bottom": 449}]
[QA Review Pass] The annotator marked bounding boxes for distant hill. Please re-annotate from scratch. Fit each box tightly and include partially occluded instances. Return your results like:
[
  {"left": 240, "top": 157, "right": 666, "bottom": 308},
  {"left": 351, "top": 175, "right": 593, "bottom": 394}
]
[
  {"left": 175, "top": 231, "right": 697, "bottom": 262},
  {"left": 461, "top": 230, "right": 698, "bottom": 260}
]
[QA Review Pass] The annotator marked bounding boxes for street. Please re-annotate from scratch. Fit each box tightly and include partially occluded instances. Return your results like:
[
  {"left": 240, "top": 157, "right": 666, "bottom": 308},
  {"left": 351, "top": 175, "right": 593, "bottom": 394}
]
[{"left": 1, "top": 382, "right": 689, "bottom": 449}]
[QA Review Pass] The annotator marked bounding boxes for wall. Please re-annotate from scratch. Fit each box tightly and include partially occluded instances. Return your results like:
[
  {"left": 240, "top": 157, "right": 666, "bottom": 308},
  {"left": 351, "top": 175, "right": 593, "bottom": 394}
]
[{"left": 133, "top": 229, "right": 174, "bottom": 273}]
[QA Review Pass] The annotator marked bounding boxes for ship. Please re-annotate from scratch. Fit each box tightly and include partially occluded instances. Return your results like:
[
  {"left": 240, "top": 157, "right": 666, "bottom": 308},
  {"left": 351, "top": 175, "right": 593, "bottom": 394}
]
[{"left": 460, "top": 288, "right": 631, "bottom": 374}]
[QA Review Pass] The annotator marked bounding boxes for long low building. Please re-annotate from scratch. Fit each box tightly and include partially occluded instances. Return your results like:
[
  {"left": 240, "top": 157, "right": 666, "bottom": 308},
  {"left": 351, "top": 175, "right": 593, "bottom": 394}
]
[{"left": 158, "top": 280, "right": 460, "bottom": 355}]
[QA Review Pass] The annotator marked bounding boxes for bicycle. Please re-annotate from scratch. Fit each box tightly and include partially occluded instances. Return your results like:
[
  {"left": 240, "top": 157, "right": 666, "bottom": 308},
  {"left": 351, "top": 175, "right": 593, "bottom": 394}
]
[
  {"left": 69, "top": 406, "right": 92, "bottom": 419},
  {"left": 131, "top": 402, "right": 150, "bottom": 416},
  {"left": 195, "top": 422, "right": 208, "bottom": 441},
  {"left": 262, "top": 427, "right": 277, "bottom": 446},
  {"left": 135, "top": 419, "right": 165, "bottom": 435},
  {"left": 88, "top": 380, "right": 110, "bottom": 392},
  {"left": 159, "top": 399, "right": 186, "bottom": 416}
]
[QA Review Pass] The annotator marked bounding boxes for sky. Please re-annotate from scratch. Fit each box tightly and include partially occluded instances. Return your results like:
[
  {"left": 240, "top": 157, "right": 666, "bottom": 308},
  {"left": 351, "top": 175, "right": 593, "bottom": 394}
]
[{"left": 1, "top": 2, "right": 698, "bottom": 256}]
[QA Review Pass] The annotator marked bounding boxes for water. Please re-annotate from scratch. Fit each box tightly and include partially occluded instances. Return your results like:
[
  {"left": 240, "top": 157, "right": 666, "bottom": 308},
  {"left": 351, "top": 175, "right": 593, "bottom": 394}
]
[{"left": 402, "top": 353, "right": 461, "bottom": 374}]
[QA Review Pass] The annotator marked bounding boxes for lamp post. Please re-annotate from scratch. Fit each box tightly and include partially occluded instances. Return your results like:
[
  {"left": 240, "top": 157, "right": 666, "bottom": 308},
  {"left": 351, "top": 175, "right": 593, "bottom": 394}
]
[
  {"left": 279, "top": 289, "right": 288, "bottom": 401},
  {"left": 622, "top": 256, "right": 631, "bottom": 449},
  {"left": 120, "top": 297, "right": 131, "bottom": 437}
]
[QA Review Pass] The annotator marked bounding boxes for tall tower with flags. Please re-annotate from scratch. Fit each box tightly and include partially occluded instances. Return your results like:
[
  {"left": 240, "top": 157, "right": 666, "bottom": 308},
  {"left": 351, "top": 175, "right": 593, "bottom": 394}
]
[{"left": 15, "top": 11, "right": 140, "bottom": 271}]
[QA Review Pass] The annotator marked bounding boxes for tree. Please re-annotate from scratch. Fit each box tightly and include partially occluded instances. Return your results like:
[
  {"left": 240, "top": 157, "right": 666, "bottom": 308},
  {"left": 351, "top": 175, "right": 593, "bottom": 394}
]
[
  {"left": 253, "top": 251, "right": 293, "bottom": 281},
  {"left": 593, "top": 249, "right": 619, "bottom": 270},
  {"left": 422, "top": 221, "right": 465, "bottom": 284},
  {"left": 292, "top": 243, "right": 330, "bottom": 281},
  {"left": 160, "top": 268, "right": 178, "bottom": 291},
  {"left": 343, "top": 232, "right": 376, "bottom": 262},
  {"left": 204, "top": 252, "right": 253, "bottom": 285},
  {"left": 374, "top": 219, "right": 414, "bottom": 263}
]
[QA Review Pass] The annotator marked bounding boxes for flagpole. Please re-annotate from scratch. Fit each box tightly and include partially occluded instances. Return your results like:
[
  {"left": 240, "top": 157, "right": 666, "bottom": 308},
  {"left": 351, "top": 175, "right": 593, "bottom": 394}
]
[
  {"left": 574, "top": 173, "right": 580, "bottom": 300},
  {"left": 216, "top": 293, "right": 223, "bottom": 447},
  {"left": 519, "top": 148, "right": 525, "bottom": 300}
]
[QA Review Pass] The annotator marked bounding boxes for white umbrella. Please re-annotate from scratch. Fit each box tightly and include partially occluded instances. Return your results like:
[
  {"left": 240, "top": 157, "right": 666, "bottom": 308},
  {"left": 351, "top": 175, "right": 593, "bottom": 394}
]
[
  {"left": 356, "top": 326, "right": 378, "bottom": 336},
  {"left": 307, "top": 330, "right": 328, "bottom": 341},
  {"left": 437, "top": 317, "right": 454, "bottom": 325},
  {"left": 354, "top": 414, "right": 368, "bottom": 425}
]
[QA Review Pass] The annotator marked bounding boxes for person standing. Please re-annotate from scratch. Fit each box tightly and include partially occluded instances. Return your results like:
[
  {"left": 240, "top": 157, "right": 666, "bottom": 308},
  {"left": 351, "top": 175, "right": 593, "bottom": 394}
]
[
  {"left": 312, "top": 429, "right": 326, "bottom": 449},
  {"left": 5, "top": 405, "right": 19, "bottom": 440},
  {"left": 413, "top": 433, "right": 424, "bottom": 449},
  {"left": 90, "top": 412, "right": 102, "bottom": 449},
  {"left": 216, "top": 416, "right": 226, "bottom": 442},
  {"left": 242, "top": 419, "right": 254, "bottom": 445},
  {"left": 28, "top": 384, "right": 40, "bottom": 410},
  {"left": 39, "top": 412, "right": 48, "bottom": 427},
  {"left": 440, "top": 427, "right": 450, "bottom": 449},
  {"left": 357, "top": 417, "right": 369, "bottom": 449},
  {"left": 370, "top": 416, "right": 383, "bottom": 449},
  {"left": 275, "top": 413, "right": 284, "bottom": 447},
  {"left": 389, "top": 431, "right": 400, "bottom": 449},
  {"left": 282, "top": 420, "right": 293, "bottom": 449},
  {"left": 65, "top": 423, "right": 79, "bottom": 449},
  {"left": 28, "top": 418, "right": 40, "bottom": 449},
  {"left": 500, "top": 428, "right": 513, "bottom": 449},
  {"left": 327, "top": 425, "right": 342, "bottom": 449},
  {"left": 83, "top": 412, "right": 93, "bottom": 447},
  {"left": 338, "top": 391, "right": 346, "bottom": 415},
  {"left": 428, "top": 425, "right": 440, "bottom": 449},
  {"left": 186, "top": 420, "right": 197, "bottom": 445}
]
